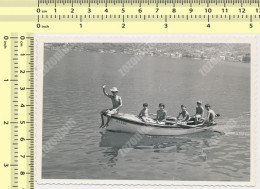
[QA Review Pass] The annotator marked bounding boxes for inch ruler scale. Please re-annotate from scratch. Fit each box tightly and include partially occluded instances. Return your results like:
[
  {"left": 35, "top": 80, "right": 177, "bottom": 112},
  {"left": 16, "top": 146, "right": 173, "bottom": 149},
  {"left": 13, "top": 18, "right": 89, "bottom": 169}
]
[
  {"left": 0, "top": 0, "right": 259, "bottom": 189},
  {"left": 0, "top": 0, "right": 260, "bottom": 32},
  {"left": 0, "top": 33, "right": 34, "bottom": 189}
]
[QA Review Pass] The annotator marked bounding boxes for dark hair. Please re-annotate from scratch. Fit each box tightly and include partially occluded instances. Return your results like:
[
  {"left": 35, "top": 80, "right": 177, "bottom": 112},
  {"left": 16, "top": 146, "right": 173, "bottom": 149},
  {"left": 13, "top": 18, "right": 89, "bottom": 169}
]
[
  {"left": 181, "top": 104, "right": 186, "bottom": 108},
  {"left": 143, "top": 103, "right": 148, "bottom": 107},
  {"left": 205, "top": 104, "right": 211, "bottom": 107},
  {"left": 159, "top": 103, "right": 165, "bottom": 108}
]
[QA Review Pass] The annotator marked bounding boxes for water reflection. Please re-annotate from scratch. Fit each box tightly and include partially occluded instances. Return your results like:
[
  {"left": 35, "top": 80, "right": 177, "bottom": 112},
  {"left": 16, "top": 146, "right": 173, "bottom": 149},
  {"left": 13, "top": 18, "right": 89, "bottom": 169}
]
[
  {"left": 99, "top": 130, "right": 224, "bottom": 166},
  {"left": 101, "top": 146, "right": 120, "bottom": 167}
]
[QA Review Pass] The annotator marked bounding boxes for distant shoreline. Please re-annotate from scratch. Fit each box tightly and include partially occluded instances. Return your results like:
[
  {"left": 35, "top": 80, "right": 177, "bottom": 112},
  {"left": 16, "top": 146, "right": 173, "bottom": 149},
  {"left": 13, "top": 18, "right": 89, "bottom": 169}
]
[{"left": 45, "top": 43, "right": 251, "bottom": 64}]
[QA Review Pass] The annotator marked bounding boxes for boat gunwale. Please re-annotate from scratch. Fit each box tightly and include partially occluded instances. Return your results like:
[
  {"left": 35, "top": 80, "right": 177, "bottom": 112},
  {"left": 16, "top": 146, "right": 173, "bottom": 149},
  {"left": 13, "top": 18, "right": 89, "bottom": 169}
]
[{"left": 104, "top": 113, "right": 211, "bottom": 129}]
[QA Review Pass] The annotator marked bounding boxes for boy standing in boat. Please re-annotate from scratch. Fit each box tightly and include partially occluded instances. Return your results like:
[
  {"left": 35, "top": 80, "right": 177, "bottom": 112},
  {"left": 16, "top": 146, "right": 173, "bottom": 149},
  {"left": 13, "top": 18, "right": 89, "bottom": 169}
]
[
  {"left": 156, "top": 103, "right": 167, "bottom": 123},
  {"left": 177, "top": 105, "right": 190, "bottom": 122},
  {"left": 100, "top": 85, "right": 122, "bottom": 128},
  {"left": 194, "top": 100, "right": 204, "bottom": 124},
  {"left": 204, "top": 104, "right": 216, "bottom": 124}
]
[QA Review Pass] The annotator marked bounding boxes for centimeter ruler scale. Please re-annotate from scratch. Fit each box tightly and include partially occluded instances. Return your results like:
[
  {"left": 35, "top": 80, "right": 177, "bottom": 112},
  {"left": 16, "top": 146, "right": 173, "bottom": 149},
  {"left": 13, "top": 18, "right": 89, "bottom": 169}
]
[
  {"left": 0, "top": 0, "right": 260, "bottom": 32},
  {"left": 0, "top": 0, "right": 260, "bottom": 189},
  {"left": 0, "top": 33, "right": 34, "bottom": 189}
]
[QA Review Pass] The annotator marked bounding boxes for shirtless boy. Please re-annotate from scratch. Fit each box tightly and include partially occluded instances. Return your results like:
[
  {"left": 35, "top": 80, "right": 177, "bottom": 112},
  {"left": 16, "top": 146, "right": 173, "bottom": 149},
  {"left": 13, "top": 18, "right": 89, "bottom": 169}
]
[
  {"left": 195, "top": 100, "right": 204, "bottom": 124},
  {"left": 100, "top": 85, "right": 122, "bottom": 128},
  {"left": 156, "top": 103, "right": 167, "bottom": 123},
  {"left": 177, "top": 105, "right": 190, "bottom": 122}
]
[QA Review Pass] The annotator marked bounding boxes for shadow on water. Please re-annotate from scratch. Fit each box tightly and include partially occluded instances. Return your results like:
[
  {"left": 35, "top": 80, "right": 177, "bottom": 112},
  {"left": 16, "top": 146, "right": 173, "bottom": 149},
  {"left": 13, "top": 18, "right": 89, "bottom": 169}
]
[{"left": 98, "top": 130, "right": 224, "bottom": 167}]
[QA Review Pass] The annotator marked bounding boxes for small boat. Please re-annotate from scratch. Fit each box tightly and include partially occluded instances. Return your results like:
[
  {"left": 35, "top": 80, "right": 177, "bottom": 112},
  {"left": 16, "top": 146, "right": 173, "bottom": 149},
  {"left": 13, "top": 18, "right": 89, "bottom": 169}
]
[{"left": 101, "top": 113, "right": 217, "bottom": 136}]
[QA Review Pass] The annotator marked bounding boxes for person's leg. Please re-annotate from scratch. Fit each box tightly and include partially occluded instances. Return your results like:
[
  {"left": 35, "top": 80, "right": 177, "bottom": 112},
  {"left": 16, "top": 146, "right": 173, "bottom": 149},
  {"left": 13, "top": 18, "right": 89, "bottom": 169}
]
[
  {"left": 100, "top": 109, "right": 108, "bottom": 128},
  {"left": 195, "top": 115, "right": 202, "bottom": 125},
  {"left": 104, "top": 109, "right": 118, "bottom": 128},
  {"left": 100, "top": 114, "right": 105, "bottom": 128},
  {"left": 195, "top": 116, "right": 198, "bottom": 125},
  {"left": 202, "top": 119, "right": 208, "bottom": 125},
  {"left": 104, "top": 115, "right": 111, "bottom": 128}
]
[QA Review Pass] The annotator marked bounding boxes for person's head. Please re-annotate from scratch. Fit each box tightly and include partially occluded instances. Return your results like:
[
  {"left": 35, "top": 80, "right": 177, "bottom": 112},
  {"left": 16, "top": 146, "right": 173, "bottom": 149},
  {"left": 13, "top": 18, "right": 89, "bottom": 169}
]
[
  {"left": 197, "top": 100, "right": 202, "bottom": 107},
  {"left": 159, "top": 103, "right": 165, "bottom": 110},
  {"left": 181, "top": 105, "right": 186, "bottom": 111},
  {"left": 143, "top": 103, "right": 148, "bottom": 109},
  {"left": 110, "top": 87, "right": 119, "bottom": 97},
  {"left": 205, "top": 104, "right": 211, "bottom": 110}
]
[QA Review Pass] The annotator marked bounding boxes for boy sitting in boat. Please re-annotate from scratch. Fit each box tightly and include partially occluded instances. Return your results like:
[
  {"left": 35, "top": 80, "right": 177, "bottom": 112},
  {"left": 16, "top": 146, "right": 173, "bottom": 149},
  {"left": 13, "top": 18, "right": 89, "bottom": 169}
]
[
  {"left": 194, "top": 100, "right": 204, "bottom": 124},
  {"left": 100, "top": 85, "right": 122, "bottom": 128},
  {"left": 177, "top": 105, "right": 190, "bottom": 123},
  {"left": 204, "top": 104, "right": 216, "bottom": 124},
  {"left": 138, "top": 103, "right": 154, "bottom": 123},
  {"left": 156, "top": 103, "right": 167, "bottom": 124}
]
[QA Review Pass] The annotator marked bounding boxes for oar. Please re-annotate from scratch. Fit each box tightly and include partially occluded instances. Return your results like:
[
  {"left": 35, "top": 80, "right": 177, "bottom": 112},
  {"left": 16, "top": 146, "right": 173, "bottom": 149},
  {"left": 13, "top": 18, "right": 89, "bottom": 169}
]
[
  {"left": 148, "top": 113, "right": 177, "bottom": 120},
  {"left": 149, "top": 113, "right": 220, "bottom": 119},
  {"left": 213, "top": 130, "right": 224, "bottom": 134}
]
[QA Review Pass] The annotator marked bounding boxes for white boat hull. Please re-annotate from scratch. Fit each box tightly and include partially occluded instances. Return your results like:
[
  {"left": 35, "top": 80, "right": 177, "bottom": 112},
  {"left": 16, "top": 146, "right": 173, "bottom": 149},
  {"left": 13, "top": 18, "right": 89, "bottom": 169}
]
[{"left": 104, "top": 113, "right": 215, "bottom": 136}]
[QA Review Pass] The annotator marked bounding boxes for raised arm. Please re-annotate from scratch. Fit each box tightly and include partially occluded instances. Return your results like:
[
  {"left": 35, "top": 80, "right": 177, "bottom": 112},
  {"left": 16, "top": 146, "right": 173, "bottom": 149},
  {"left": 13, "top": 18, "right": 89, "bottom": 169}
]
[{"left": 102, "top": 85, "right": 110, "bottom": 97}]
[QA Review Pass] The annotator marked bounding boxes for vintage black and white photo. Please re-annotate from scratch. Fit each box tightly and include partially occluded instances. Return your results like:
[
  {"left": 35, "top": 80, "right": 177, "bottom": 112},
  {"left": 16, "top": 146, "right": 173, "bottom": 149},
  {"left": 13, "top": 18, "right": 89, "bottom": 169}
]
[{"left": 35, "top": 34, "right": 256, "bottom": 186}]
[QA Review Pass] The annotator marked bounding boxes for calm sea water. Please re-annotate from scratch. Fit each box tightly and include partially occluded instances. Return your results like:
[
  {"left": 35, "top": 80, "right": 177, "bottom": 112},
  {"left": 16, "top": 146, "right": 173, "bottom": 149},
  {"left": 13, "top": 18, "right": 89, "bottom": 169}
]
[{"left": 42, "top": 50, "right": 250, "bottom": 181}]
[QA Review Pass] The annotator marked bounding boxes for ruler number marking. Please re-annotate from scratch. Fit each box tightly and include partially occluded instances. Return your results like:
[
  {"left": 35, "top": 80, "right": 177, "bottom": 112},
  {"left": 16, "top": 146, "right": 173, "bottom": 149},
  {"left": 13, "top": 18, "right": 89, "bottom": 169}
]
[
  {"left": 4, "top": 163, "right": 9, "bottom": 167},
  {"left": 20, "top": 171, "right": 25, "bottom": 175},
  {"left": 205, "top": 8, "right": 212, "bottom": 13},
  {"left": 239, "top": 8, "right": 246, "bottom": 13},
  {"left": 20, "top": 121, "right": 26, "bottom": 124}
]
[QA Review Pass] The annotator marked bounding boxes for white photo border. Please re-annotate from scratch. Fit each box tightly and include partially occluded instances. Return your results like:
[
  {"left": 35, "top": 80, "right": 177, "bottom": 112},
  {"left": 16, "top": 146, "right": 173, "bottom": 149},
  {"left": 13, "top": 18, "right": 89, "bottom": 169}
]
[{"left": 34, "top": 34, "right": 257, "bottom": 186}]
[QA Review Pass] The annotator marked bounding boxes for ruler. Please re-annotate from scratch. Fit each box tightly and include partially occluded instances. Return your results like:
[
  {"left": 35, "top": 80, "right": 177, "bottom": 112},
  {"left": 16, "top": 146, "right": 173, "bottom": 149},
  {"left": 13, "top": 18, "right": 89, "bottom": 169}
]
[
  {"left": 0, "top": 33, "right": 34, "bottom": 189},
  {"left": 0, "top": 0, "right": 260, "bottom": 32},
  {"left": 0, "top": 1, "right": 259, "bottom": 189}
]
